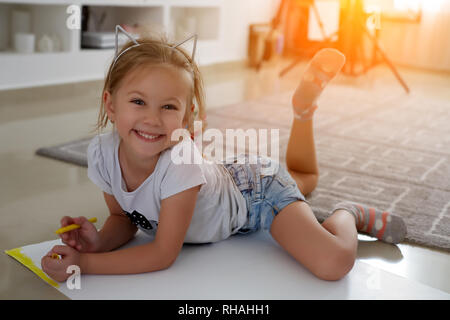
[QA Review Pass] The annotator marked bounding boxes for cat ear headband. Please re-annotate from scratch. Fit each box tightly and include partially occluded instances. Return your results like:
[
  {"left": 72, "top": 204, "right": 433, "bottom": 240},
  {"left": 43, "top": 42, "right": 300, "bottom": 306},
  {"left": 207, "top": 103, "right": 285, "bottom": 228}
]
[{"left": 111, "top": 25, "right": 198, "bottom": 70}]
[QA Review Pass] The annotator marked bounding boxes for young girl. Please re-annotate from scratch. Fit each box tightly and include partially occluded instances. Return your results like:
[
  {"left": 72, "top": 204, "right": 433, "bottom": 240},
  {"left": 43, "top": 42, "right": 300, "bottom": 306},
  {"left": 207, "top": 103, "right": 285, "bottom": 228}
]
[{"left": 41, "top": 31, "right": 406, "bottom": 282}]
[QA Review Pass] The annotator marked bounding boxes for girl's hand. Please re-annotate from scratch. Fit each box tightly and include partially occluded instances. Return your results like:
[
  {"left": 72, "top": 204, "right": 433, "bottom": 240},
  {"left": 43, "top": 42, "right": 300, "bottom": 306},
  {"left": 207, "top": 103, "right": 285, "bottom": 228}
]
[
  {"left": 41, "top": 245, "right": 82, "bottom": 282},
  {"left": 59, "top": 216, "right": 101, "bottom": 253}
]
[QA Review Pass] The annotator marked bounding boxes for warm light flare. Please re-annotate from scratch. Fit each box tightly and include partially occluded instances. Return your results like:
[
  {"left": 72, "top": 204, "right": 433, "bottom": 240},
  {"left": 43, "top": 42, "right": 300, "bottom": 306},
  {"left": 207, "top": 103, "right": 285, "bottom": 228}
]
[
  {"left": 394, "top": 0, "right": 420, "bottom": 12},
  {"left": 394, "top": 0, "right": 444, "bottom": 12}
]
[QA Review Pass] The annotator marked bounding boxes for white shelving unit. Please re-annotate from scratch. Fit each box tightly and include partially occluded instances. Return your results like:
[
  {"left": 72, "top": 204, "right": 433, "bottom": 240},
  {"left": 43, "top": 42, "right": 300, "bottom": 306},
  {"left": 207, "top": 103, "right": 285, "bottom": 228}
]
[{"left": 0, "top": 0, "right": 225, "bottom": 90}]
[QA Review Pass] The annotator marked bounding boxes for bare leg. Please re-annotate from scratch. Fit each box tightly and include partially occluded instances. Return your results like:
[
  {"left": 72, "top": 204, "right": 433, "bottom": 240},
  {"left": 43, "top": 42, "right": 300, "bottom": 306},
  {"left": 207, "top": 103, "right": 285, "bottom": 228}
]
[
  {"left": 286, "top": 118, "right": 319, "bottom": 196},
  {"left": 272, "top": 49, "right": 357, "bottom": 280},
  {"left": 286, "top": 48, "right": 345, "bottom": 196},
  {"left": 270, "top": 201, "right": 358, "bottom": 281}
]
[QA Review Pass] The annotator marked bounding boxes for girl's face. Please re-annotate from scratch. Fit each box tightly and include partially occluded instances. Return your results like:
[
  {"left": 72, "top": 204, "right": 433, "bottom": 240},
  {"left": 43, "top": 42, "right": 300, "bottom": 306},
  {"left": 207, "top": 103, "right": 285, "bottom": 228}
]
[{"left": 104, "top": 64, "right": 192, "bottom": 161}]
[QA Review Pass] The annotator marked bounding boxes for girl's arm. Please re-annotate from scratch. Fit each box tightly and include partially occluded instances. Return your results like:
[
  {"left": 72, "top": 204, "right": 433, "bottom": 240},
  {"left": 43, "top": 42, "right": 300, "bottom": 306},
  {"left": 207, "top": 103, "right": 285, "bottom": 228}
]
[
  {"left": 80, "top": 185, "right": 201, "bottom": 274},
  {"left": 96, "top": 192, "right": 138, "bottom": 252}
]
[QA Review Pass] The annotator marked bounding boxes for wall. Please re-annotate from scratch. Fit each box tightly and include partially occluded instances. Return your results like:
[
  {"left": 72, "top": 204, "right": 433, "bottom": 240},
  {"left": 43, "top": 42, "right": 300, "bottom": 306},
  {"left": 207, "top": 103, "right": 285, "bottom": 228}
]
[
  {"left": 0, "top": 0, "right": 280, "bottom": 90},
  {"left": 220, "top": 0, "right": 280, "bottom": 62},
  {"left": 372, "top": 0, "right": 450, "bottom": 71}
]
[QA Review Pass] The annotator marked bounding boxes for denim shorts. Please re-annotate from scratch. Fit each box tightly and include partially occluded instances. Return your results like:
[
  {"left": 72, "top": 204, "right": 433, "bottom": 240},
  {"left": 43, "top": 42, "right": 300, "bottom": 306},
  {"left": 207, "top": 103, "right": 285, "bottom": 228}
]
[{"left": 223, "top": 154, "right": 306, "bottom": 234}]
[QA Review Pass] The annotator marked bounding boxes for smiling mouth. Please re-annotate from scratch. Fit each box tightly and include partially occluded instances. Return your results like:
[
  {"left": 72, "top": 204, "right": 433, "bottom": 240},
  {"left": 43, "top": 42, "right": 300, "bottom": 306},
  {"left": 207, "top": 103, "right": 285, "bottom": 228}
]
[{"left": 133, "top": 130, "right": 165, "bottom": 141}]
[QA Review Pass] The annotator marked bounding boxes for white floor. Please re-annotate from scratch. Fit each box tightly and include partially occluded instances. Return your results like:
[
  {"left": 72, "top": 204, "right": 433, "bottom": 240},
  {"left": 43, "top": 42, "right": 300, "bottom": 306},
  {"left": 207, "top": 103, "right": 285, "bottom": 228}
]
[{"left": 17, "top": 230, "right": 449, "bottom": 300}]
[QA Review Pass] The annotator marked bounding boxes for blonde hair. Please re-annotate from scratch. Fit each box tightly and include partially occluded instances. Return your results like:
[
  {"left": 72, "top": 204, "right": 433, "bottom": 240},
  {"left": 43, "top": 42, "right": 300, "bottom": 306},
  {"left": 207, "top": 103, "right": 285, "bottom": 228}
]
[{"left": 93, "top": 34, "right": 207, "bottom": 137}]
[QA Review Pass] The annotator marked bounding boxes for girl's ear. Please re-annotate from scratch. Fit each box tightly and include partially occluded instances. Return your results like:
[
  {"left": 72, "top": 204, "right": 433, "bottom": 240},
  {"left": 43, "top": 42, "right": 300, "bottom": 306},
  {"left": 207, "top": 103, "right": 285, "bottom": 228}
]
[
  {"left": 103, "top": 91, "right": 115, "bottom": 123},
  {"left": 182, "top": 117, "right": 188, "bottom": 129},
  {"left": 182, "top": 103, "right": 195, "bottom": 129}
]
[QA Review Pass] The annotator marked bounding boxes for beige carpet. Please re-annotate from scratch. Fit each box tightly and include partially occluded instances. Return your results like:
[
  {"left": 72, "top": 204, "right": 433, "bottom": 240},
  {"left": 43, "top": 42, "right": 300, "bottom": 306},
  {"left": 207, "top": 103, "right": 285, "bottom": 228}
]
[
  {"left": 36, "top": 85, "right": 450, "bottom": 251},
  {"left": 206, "top": 85, "right": 450, "bottom": 251}
]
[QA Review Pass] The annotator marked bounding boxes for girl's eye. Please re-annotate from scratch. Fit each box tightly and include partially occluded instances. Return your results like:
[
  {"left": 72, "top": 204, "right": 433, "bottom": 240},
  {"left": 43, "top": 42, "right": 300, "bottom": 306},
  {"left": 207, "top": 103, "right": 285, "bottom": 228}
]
[
  {"left": 131, "top": 99, "right": 145, "bottom": 106},
  {"left": 162, "top": 104, "right": 176, "bottom": 110}
]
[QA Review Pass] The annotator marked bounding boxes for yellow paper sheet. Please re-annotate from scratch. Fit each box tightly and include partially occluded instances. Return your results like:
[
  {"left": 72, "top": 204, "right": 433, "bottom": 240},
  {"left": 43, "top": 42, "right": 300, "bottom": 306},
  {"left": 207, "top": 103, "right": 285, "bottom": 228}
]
[{"left": 5, "top": 247, "right": 59, "bottom": 288}]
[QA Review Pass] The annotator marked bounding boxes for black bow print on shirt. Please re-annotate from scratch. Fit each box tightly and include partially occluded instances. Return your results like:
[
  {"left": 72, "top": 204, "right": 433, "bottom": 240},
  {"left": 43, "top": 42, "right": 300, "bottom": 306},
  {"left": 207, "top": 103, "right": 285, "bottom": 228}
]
[{"left": 124, "top": 210, "right": 157, "bottom": 230}]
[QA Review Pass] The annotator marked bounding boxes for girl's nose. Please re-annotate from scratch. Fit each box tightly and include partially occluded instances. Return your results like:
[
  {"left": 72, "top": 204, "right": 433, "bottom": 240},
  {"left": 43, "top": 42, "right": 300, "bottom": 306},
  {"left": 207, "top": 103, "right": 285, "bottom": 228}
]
[{"left": 142, "top": 108, "right": 162, "bottom": 126}]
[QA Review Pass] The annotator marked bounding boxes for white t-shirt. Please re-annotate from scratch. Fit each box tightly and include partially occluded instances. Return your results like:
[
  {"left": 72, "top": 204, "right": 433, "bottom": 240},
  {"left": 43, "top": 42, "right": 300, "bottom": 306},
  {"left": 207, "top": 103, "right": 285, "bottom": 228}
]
[{"left": 87, "top": 131, "right": 248, "bottom": 243}]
